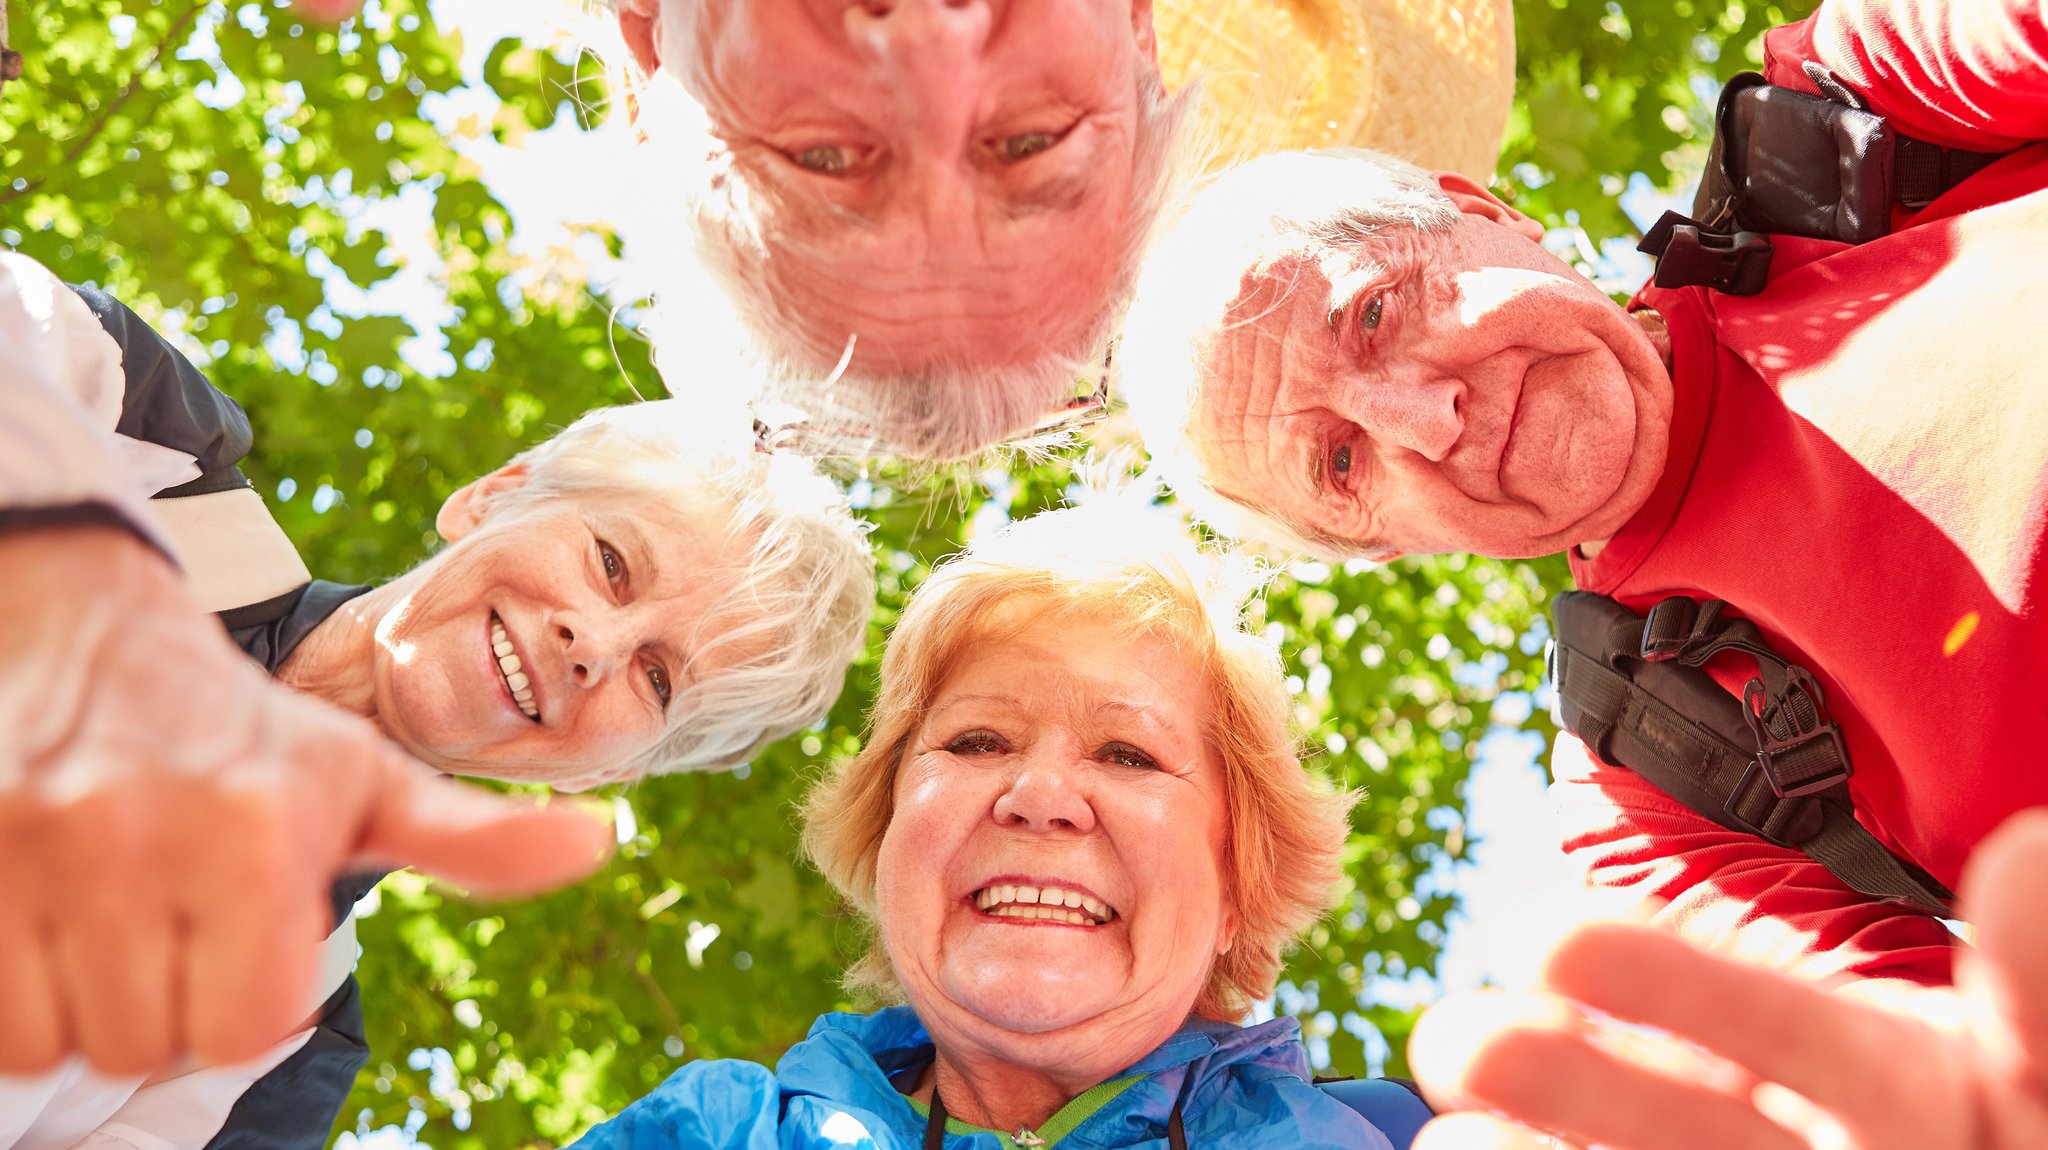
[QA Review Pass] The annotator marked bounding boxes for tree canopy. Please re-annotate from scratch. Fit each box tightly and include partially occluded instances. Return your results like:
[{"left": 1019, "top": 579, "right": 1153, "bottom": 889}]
[{"left": 1, "top": 1, "right": 1811, "bottom": 1143}]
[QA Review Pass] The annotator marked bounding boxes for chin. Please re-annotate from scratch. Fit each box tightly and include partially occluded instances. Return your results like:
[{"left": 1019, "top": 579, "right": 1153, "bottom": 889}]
[{"left": 942, "top": 970, "right": 1118, "bottom": 1038}]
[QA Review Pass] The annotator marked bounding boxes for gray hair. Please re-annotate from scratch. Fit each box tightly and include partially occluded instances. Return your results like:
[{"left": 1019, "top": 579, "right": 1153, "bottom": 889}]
[
  {"left": 493, "top": 400, "right": 874, "bottom": 781},
  {"left": 1116, "top": 147, "right": 1460, "bottom": 558}
]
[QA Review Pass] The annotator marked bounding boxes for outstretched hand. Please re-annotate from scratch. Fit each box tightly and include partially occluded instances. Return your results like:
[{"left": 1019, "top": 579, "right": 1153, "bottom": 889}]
[
  {"left": 1408, "top": 807, "right": 2048, "bottom": 1150},
  {"left": 0, "top": 527, "right": 613, "bottom": 1077}
]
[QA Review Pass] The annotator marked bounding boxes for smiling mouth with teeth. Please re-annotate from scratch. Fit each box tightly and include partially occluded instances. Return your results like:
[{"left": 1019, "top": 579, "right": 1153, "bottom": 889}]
[
  {"left": 490, "top": 612, "right": 539, "bottom": 721},
  {"left": 972, "top": 883, "right": 1115, "bottom": 927}
]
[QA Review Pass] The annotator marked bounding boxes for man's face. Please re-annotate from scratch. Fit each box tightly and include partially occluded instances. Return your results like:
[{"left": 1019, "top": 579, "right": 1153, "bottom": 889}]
[
  {"left": 642, "top": 0, "right": 1158, "bottom": 384},
  {"left": 1191, "top": 211, "right": 1673, "bottom": 558}
]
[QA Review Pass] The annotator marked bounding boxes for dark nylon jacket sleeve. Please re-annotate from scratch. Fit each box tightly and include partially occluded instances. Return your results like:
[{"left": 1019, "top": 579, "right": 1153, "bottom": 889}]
[
  {"left": 200, "top": 977, "right": 372, "bottom": 1150},
  {"left": 66, "top": 283, "right": 256, "bottom": 497}
]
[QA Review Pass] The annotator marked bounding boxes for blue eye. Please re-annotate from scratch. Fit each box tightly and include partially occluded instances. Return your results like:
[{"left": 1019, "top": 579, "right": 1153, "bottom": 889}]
[{"left": 1333, "top": 445, "right": 1353, "bottom": 477}]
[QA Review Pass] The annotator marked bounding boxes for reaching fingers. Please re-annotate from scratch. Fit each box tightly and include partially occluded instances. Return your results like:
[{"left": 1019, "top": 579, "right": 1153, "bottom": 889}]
[
  {"left": 350, "top": 737, "right": 612, "bottom": 897},
  {"left": 0, "top": 796, "right": 64, "bottom": 1074},
  {"left": 46, "top": 794, "right": 178, "bottom": 1075},
  {"left": 1541, "top": 922, "right": 1940, "bottom": 1125},
  {"left": 1958, "top": 807, "right": 2048, "bottom": 1099},
  {"left": 1410, "top": 988, "right": 1804, "bottom": 1150},
  {"left": 177, "top": 789, "right": 328, "bottom": 1065}
]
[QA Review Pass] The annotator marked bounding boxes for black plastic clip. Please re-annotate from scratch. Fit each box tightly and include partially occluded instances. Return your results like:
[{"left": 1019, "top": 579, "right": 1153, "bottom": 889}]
[
  {"left": 1741, "top": 667, "right": 1852, "bottom": 798},
  {"left": 1639, "top": 210, "right": 1774, "bottom": 296},
  {"left": 1639, "top": 596, "right": 1700, "bottom": 662}
]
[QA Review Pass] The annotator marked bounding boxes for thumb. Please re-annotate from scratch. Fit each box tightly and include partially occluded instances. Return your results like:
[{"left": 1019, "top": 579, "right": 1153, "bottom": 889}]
[
  {"left": 352, "top": 749, "right": 613, "bottom": 897},
  {"left": 1957, "top": 807, "right": 2048, "bottom": 1098}
]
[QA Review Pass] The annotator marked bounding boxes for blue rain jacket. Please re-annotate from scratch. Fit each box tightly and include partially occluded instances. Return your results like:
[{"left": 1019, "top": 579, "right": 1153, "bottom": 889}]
[{"left": 570, "top": 1007, "right": 1394, "bottom": 1150}]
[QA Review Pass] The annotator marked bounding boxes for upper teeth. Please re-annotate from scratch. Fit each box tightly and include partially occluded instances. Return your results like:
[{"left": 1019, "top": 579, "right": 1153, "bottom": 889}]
[
  {"left": 973, "top": 884, "right": 1113, "bottom": 926},
  {"left": 492, "top": 616, "right": 538, "bottom": 720}
]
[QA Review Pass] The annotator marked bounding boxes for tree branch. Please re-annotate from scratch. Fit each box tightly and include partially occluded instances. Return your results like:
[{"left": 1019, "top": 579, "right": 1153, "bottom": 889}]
[{"left": 0, "top": 1, "right": 207, "bottom": 207}]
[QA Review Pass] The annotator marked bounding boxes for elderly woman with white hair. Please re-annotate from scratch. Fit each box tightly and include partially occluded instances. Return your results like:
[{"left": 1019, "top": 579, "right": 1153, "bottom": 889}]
[
  {"left": 564, "top": 502, "right": 1433, "bottom": 1149},
  {"left": 0, "top": 256, "right": 876, "bottom": 1149},
  {"left": 593, "top": 0, "right": 1514, "bottom": 459}
]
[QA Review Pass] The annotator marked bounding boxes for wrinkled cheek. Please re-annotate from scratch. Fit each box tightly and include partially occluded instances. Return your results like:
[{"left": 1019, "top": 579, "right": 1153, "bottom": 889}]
[{"left": 1504, "top": 358, "right": 1634, "bottom": 511}]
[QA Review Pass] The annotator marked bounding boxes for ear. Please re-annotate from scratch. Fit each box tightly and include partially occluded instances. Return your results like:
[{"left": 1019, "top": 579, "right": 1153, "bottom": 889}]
[
  {"left": 437, "top": 461, "right": 531, "bottom": 543},
  {"left": 617, "top": 0, "right": 663, "bottom": 75},
  {"left": 1130, "top": 0, "right": 1159, "bottom": 63},
  {"left": 1435, "top": 171, "right": 1545, "bottom": 242}
]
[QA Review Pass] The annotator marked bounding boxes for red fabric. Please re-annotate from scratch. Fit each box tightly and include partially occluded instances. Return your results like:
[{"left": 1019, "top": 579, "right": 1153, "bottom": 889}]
[{"left": 1556, "top": 0, "right": 2048, "bottom": 986}]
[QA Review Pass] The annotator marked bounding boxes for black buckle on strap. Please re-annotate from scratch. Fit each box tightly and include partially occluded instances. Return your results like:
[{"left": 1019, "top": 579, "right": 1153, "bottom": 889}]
[
  {"left": 1741, "top": 667, "right": 1851, "bottom": 798},
  {"left": 1639, "top": 596, "right": 1700, "bottom": 662},
  {"left": 1640, "top": 210, "right": 1774, "bottom": 296}
]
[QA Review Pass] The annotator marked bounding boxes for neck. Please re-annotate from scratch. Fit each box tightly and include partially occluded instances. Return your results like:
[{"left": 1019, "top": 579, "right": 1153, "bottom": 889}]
[
  {"left": 918, "top": 1048, "right": 1086, "bottom": 1137},
  {"left": 276, "top": 578, "right": 409, "bottom": 723},
  {"left": 1632, "top": 306, "right": 1674, "bottom": 371}
]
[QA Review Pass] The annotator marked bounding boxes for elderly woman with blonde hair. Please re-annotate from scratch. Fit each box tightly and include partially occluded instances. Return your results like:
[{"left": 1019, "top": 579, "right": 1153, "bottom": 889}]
[{"left": 567, "top": 501, "right": 1425, "bottom": 1149}]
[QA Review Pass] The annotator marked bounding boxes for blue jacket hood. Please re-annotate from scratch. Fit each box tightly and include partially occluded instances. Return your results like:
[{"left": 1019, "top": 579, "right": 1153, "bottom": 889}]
[{"left": 570, "top": 1007, "right": 1392, "bottom": 1150}]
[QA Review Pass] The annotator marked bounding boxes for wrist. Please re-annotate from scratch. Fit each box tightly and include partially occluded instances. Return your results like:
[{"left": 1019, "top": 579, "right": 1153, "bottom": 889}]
[{"left": 0, "top": 503, "right": 173, "bottom": 564}]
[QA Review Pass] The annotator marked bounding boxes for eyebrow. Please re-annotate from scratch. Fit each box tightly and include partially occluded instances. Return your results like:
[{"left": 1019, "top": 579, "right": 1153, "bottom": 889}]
[
  {"left": 932, "top": 692, "right": 1024, "bottom": 715},
  {"left": 1092, "top": 698, "right": 1172, "bottom": 726},
  {"left": 931, "top": 693, "right": 1171, "bottom": 725}
]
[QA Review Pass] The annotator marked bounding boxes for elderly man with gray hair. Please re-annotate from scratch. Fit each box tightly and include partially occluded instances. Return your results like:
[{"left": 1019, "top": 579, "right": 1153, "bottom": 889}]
[{"left": 1117, "top": 0, "right": 2048, "bottom": 1085}]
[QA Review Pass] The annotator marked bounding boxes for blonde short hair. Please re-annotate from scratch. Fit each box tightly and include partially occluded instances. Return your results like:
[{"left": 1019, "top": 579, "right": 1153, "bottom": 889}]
[
  {"left": 800, "top": 501, "right": 1354, "bottom": 1020},
  {"left": 491, "top": 400, "right": 874, "bottom": 781}
]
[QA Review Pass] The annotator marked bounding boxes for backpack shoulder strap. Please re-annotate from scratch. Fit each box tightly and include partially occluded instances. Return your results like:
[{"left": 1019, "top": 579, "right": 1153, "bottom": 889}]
[{"left": 1548, "top": 590, "right": 1953, "bottom": 916}]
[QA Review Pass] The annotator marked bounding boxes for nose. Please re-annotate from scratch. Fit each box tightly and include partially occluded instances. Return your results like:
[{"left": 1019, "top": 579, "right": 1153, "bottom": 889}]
[
  {"left": 1349, "top": 367, "right": 1467, "bottom": 462},
  {"left": 554, "top": 613, "right": 629, "bottom": 687},
  {"left": 841, "top": 0, "right": 992, "bottom": 253},
  {"left": 990, "top": 749, "right": 1097, "bottom": 834},
  {"left": 846, "top": 0, "right": 987, "bottom": 41}
]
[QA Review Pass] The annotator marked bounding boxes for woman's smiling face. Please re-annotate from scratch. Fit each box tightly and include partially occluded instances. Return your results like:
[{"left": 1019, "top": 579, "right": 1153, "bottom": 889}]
[
  {"left": 366, "top": 469, "right": 751, "bottom": 791},
  {"left": 873, "top": 610, "right": 1233, "bottom": 1081}
]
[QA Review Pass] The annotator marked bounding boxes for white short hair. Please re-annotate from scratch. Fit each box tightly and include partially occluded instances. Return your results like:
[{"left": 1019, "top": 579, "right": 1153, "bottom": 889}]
[
  {"left": 494, "top": 400, "right": 874, "bottom": 780},
  {"left": 1117, "top": 148, "right": 1460, "bottom": 558}
]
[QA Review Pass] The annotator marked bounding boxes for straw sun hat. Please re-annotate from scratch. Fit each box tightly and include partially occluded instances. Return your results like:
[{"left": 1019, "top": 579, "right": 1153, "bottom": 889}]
[{"left": 1155, "top": 0, "right": 1516, "bottom": 181}]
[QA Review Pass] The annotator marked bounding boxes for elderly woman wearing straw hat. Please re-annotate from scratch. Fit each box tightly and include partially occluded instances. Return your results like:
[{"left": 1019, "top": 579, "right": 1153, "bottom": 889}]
[
  {"left": 599, "top": 0, "right": 1513, "bottom": 459},
  {"left": 565, "top": 499, "right": 1434, "bottom": 1149}
]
